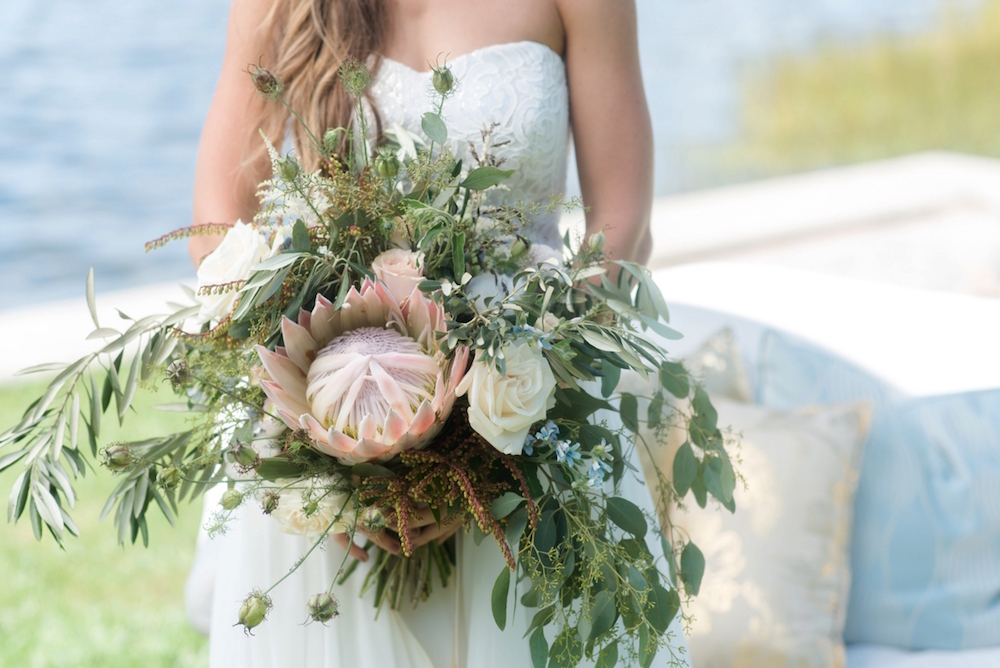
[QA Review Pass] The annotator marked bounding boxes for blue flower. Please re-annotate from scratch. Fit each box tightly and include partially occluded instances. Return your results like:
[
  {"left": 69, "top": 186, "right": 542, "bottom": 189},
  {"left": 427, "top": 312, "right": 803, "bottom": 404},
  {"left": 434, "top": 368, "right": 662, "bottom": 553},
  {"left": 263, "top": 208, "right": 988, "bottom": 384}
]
[
  {"left": 587, "top": 460, "right": 610, "bottom": 488},
  {"left": 537, "top": 421, "right": 560, "bottom": 443},
  {"left": 522, "top": 433, "right": 536, "bottom": 456},
  {"left": 556, "top": 440, "right": 582, "bottom": 466}
]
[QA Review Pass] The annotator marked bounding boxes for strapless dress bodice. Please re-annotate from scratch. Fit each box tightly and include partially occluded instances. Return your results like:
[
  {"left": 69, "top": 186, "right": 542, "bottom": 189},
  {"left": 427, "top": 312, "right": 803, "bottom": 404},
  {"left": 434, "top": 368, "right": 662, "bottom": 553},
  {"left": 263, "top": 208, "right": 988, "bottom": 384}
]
[{"left": 370, "top": 41, "right": 570, "bottom": 251}]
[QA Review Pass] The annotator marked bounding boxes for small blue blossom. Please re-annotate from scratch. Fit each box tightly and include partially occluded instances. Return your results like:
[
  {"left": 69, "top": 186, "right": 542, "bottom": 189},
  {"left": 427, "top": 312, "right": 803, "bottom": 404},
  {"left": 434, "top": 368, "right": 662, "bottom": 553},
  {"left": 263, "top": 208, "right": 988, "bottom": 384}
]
[
  {"left": 522, "top": 433, "right": 536, "bottom": 456},
  {"left": 556, "top": 440, "right": 582, "bottom": 466},
  {"left": 282, "top": 235, "right": 293, "bottom": 250},
  {"left": 587, "top": 460, "right": 611, "bottom": 488},
  {"left": 537, "top": 421, "right": 560, "bottom": 443}
]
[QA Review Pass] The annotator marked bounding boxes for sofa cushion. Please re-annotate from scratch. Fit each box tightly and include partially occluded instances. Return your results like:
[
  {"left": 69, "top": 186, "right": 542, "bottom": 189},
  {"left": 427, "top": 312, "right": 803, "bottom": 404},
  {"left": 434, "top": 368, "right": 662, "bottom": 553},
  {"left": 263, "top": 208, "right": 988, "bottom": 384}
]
[{"left": 759, "top": 331, "right": 1000, "bottom": 649}]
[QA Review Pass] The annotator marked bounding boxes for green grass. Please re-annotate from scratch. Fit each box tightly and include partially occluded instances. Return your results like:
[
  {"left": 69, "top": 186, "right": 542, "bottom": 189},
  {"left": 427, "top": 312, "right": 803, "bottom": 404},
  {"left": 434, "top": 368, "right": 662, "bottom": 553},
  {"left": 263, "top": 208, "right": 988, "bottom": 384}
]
[
  {"left": 713, "top": 0, "right": 1000, "bottom": 176},
  {"left": 0, "top": 379, "right": 209, "bottom": 668}
]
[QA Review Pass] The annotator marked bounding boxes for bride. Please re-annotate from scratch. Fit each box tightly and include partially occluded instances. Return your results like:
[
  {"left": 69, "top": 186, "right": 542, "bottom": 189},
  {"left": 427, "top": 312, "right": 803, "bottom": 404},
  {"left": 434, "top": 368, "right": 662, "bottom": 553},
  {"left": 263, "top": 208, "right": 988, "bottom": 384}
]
[{"left": 185, "top": 0, "right": 689, "bottom": 666}]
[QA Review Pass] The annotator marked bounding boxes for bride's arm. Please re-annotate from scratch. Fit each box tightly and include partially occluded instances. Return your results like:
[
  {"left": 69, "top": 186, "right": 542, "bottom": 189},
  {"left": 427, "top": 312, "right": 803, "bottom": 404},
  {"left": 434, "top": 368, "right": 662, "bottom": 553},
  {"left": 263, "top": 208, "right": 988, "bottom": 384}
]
[
  {"left": 188, "top": 0, "right": 274, "bottom": 268},
  {"left": 557, "top": 0, "right": 654, "bottom": 265}
]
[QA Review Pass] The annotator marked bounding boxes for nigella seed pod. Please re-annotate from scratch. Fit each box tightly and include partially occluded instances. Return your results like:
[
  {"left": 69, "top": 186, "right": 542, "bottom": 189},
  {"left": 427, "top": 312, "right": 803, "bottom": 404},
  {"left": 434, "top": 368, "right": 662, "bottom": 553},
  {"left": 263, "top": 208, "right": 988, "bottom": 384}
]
[
  {"left": 221, "top": 489, "right": 244, "bottom": 511},
  {"left": 306, "top": 592, "right": 339, "bottom": 624},
  {"left": 237, "top": 592, "right": 272, "bottom": 633},
  {"left": 232, "top": 444, "right": 260, "bottom": 471},
  {"left": 165, "top": 359, "right": 190, "bottom": 390},
  {"left": 261, "top": 491, "right": 280, "bottom": 515},
  {"left": 159, "top": 465, "right": 181, "bottom": 490},
  {"left": 375, "top": 151, "right": 400, "bottom": 179},
  {"left": 323, "top": 128, "right": 343, "bottom": 154},
  {"left": 249, "top": 65, "right": 283, "bottom": 100},
  {"left": 588, "top": 231, "right": 606, "bottom": 253},
  {"left": 362, "top": 507, "right": 386, "bottom": 533},
  {"left": 101, "top": 444, "right": 133, "bottom": 472},
  {"left": 277, "top": 157, "right": 299, "bottom": 182},
  {"left": 509, "top": 238, "right": 529, "bottom": 260},
  {"left": 432, "top": 66, "right": 455, "bottom": 96}
]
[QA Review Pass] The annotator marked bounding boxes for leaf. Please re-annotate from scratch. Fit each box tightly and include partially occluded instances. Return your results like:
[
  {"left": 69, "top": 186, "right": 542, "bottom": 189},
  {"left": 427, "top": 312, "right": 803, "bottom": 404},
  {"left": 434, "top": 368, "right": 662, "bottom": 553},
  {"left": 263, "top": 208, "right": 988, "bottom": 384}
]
[
  {"left": 530, "top": 627, "right": 548, "bottom": 668},
  {"left": 548, "top": 627, "right": 582, "bottom": 668},
  {"left": 14, "top": 362, "right": 68, "bottom": 377},
  {"left": 647, "top": 394, "right": 664, "bottom": 429},
  {"left": 523, "top": 605, "right": 555, "bottom": 638},
  {"left": 692, "top": 385, "right": 718, "bottom": 432},
  {"left": 86, "top": 327, "right": 120, "bottom": 340},
  {"left": 86, "top": 268, "right": 99, "bottom": 328},
  {"left": 691, "top": 472, "right": 708, "bottom": 508},
  {"left": 291, "top": 220, "right": 311, "bottom": 251},
  {"left": 89, "top": 374, "right": 101, "bottom": 440},
  {"left": 600, "top": 359, "right": 621, "bottom": 398},
  {"left": 460, "top": 166, "right": 515, "bottom": 191},
  {"left": 645, "top": 584, "right": 680, "bottom": 634},
  {"left": 491, "top": 492, "right": 523, "bottom": 520},
  {"left": 619, "top": 393, "right": 640, "bottom": 433},
  {"left": 704, "top": 455, "right": 736, "bottom": 505},
  {"left": 119, "top": 357, "right": 140, "bottom": 422},
  {"left": 505, "top": 505, "right": 529, "bottom": 548},
  {"left": 680, "top": 542, "right": 706, "bottom": 596},
  {"left": 258, "top": 458, "right": 309, "bottom": 481},
  {"left": 421, "top": 112, "right": 447, "bottom": 145},
  {"left": 637, "top": 314, "right": 683, "bottom": 340},
  {"left": 659, "top": 362, "right": 690, "bottom": 399},
  {"left": 491, "top": 566, "right": 511, "bottom": 631},
  {"left": 252, "top": 251, "right": 303, "bottom": 272},
  {"left": 606, "top": 497, "right": 647, "bottom": 537},
  {"left": 672, "top": 441, "right": 698, "bottom": 498},
  {"left": 589, "top": 590, "right": 617, "bottom": 640},
  {"left": 595, "top": 642, "right": 619, "bottom": 668},
  {"left": 579, "top": 329, "right": 620, "bottom": 353}
]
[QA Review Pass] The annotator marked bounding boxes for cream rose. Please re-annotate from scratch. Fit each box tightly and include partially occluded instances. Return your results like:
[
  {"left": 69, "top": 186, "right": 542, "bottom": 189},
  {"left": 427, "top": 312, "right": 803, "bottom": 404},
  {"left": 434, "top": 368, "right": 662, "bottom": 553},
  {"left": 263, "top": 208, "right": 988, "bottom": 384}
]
[
  {"left": 456, "top": 341, "right": 557, "bottom": 455},
  {"left": 371, "top": 248, "right": 425, "bottom": 304},
  {"left": 195, "top": 221, "right": 272, "bottom": 325},
  {"left": 268, "top": 480, "right": 356, "bottom": 541}
]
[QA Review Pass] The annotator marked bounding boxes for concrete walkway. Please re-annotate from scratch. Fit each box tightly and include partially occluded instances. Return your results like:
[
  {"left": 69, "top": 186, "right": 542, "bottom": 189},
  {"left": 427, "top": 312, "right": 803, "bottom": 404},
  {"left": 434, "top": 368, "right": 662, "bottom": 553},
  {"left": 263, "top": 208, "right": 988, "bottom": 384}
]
[{"left": 3, "top": 151, "right": 999, "bottom": 382}]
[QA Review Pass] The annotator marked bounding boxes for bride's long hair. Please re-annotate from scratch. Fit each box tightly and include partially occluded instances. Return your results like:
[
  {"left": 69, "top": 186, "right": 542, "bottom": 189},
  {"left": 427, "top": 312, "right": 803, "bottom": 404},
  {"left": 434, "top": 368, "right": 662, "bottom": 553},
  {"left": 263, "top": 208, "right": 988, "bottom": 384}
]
[{"left": 253, "top": 0, "right": 387, "bottom": 170}]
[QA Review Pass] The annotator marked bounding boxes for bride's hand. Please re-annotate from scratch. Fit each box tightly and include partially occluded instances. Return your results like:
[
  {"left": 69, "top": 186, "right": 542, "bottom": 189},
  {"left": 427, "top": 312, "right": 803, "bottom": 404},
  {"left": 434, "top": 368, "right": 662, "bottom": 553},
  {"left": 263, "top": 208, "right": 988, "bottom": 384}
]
[{"left": 388, "top": 506, "right": 462, "bottom": 550}]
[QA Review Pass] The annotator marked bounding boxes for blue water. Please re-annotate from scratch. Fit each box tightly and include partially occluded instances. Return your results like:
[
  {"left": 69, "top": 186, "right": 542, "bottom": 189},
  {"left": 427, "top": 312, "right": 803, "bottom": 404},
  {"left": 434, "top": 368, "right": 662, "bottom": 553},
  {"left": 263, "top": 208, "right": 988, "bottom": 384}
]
[{"left": 0, "top": 0, "right": 984, "bottom": 309}]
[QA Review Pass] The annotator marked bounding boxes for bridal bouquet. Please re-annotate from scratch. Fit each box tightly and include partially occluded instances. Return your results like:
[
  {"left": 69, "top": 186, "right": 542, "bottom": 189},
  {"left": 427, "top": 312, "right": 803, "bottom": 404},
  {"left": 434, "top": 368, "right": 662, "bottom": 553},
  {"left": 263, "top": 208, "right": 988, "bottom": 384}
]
[{"left": 1, "top": 60, "right": 737, "bottom": 668}]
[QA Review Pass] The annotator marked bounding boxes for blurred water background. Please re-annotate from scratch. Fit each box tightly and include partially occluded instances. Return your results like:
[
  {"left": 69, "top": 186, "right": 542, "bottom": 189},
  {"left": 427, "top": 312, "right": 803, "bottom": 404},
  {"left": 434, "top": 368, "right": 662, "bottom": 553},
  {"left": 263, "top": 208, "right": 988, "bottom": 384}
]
[{"left": 0, "top": 0, "right": 989, "bottom": 309}]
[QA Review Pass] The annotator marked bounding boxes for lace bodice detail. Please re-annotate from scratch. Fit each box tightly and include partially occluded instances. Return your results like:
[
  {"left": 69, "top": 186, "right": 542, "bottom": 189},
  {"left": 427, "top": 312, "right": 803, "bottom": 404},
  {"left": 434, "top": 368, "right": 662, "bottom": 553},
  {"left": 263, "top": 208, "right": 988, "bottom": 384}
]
[{"left": 370, "top": 41, "right": 570, "bottom": 250}]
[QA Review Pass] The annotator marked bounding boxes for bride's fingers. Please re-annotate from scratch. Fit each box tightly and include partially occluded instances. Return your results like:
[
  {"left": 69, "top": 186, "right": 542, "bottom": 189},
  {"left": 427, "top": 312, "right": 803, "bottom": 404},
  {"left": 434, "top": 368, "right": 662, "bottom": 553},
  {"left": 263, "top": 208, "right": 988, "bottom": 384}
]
[
  {"left": 386, "top": 509, "right": 439, "bottom": 532},
  {"left": 357, "top": 527, "right": 402, "bottom": 555},
  {"left": 332, "top": 533, "right": 370, "bottom": 562},
  {"left": 409, "top": 520, "right": 461, "bottom": 549}
]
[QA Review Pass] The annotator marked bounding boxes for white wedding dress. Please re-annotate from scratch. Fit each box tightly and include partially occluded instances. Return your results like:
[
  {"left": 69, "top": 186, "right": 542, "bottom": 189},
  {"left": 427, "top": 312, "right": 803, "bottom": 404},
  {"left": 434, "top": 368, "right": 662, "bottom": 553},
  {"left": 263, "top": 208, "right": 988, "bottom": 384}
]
[{"left": 194, "top": 41, "right": 691, "bottom": 668}]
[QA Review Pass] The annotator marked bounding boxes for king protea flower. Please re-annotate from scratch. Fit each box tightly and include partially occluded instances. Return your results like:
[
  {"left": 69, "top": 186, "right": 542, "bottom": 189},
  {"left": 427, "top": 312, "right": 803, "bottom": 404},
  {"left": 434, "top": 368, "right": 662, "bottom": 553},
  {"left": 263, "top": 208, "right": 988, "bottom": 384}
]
[{"left": 256, "top": 278, "right": 468, "bottom": 464}]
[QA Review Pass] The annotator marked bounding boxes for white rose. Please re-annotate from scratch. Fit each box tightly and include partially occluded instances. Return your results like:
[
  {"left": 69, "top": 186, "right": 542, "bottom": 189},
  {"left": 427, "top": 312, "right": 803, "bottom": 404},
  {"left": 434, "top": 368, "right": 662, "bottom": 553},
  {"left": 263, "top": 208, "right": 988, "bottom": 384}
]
[
  {"left": 195, "top": 221, "right": 272, "bottom": 325},
  {"left": 535, "top": 312, "right": 561, "bottom": 333},
  {"left": 456, "top": 341, "right": 557, "bottom": 455},
  {"left": 371, "top": 248, "right": 425, "bottom": 304},
  {"left": 268, "top": 480, "right": 356, "bottom": 541},
  {"left": 528, "top": 243, "right": 563, "bottom": 267}
]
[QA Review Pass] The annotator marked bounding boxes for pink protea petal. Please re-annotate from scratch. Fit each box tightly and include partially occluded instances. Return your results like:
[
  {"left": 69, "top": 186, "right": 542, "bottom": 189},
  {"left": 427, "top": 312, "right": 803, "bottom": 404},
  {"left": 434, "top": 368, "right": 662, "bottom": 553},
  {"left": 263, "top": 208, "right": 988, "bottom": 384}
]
[
  {"left": 261, "top": 380, "right": 311, "bottom": 419},
  {"left": 309, "top": 294, "right": 339, "bottom": 345},
  {"left": 256, "top": 345, "right": 307, "bottom": 400},
  {"left": 448, "top": 346, "right": 471, "bottom": 393},
  {"left": 297, "top": 308, "right": 311, "bottom": 332},
  {"left": 357, "top": 414, "right": 379, "bottom": 441},
  {"left": 300, "top": 413, "right": 332, "bottom": 447},
  {"left": 333, "top": 371, "right": 371, "bottom": 433},
  {"left": 308, "top": 355, "right": 371, "bottom": 426},
  {"left": 351, "top": 438, "right": 395, "bottom": 462},
  {"left": 281, "top": 317, "right": 317, "bottom": 373},
  {"left": 328, "top": 430, "right": 360, "bottom": 455},
  {"left": 382, "top": 409, "right": 409, "bottom": 443},
  {"left": 431, "top": 372, "right": 446, "bottom": 413},
  {"left": 275, "top": 408, "right": 302, "bottom": 432},
  {"left": 369, "top": 360, "right": 414, "bottom": 421},
  {"left": 410, "top": 399, "right": 435, "bottom": 435}
]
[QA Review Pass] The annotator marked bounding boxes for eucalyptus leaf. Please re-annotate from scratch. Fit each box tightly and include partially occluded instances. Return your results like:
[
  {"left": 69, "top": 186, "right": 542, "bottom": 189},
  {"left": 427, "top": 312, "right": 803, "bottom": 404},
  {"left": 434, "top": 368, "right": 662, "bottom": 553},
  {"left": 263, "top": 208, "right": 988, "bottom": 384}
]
[
  {"left": 421, "top": 112, "right": 448, "bottom": 145},
  {"left": 291, "top": 220, "right": 311, "bottom": 251},
  {"left": 530, "top": 627, "right": 548, "bottom": 668},
  {"left": 680, "top": 542, "right": 705, "bottom": 596},
  {"left": 619, "top": 393, "right": 640, "bottom": 433},
  {"left": 645, "top": 584, "right": 679, "bottom": 634},
  {"left": 672, "top": 441, "right": 698, "bottom": 498},
  {"left": 491, "top": 492, "right": 523, "bottom": 520},
  {"left": 606, "top": 497, "right": 647, "bottom": 537},
  {"left": 588, "top": 590, "right": 617, "bottom": 640},
  {"left": 659, "top": 362, "right": 690, "bottom": 400},
  {"left": 491, "top": 566, "right": 511, "bottom": 631},
  {"left": 595, "top": 642, "right": 619, "bottom": 668},
  {"left": 460, "top": 166, "right": 515, "bottom": 191},
  {"left": 600, "top": 359, "right": 621, "bottom": 398}
]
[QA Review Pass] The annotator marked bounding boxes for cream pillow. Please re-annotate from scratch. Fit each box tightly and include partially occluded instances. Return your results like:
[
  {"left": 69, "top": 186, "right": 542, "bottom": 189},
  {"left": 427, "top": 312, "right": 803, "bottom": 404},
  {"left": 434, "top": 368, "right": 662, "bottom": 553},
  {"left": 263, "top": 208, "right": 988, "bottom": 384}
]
[
  {"left": 671, "top": 398, "right": 870, "bottom": 668},
  {"left": 684, "top": 328, "right": 753, "bottom": 403}
]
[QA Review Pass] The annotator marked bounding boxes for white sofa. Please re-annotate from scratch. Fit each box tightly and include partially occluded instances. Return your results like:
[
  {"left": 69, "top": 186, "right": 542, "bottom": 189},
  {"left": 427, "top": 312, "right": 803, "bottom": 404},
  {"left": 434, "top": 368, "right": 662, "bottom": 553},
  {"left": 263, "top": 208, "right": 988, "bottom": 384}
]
[{"left": 652, "top": 262, "right": 1000, "bottom": 667}]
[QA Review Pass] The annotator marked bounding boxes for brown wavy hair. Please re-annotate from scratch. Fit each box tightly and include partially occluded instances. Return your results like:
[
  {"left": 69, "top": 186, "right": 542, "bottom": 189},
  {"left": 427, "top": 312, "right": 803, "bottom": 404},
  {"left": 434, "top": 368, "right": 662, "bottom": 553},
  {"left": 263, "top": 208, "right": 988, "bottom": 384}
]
[{"left": 253, "top": 0, "right": 387, "bottom": 170}]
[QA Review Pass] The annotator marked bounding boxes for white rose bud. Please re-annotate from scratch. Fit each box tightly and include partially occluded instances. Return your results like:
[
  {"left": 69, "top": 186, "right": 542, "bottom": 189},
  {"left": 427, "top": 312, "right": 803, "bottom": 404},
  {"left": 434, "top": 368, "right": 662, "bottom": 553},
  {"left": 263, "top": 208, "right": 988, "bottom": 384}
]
[
  {"left": 370, "top": 249, "right": 425, "bottom": 305},
  {"left": 195, "top": 221, "right": 273, "bottom": 325},
  {"left": 455, "top": 341, "right": 557, "bottom": 455}
]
